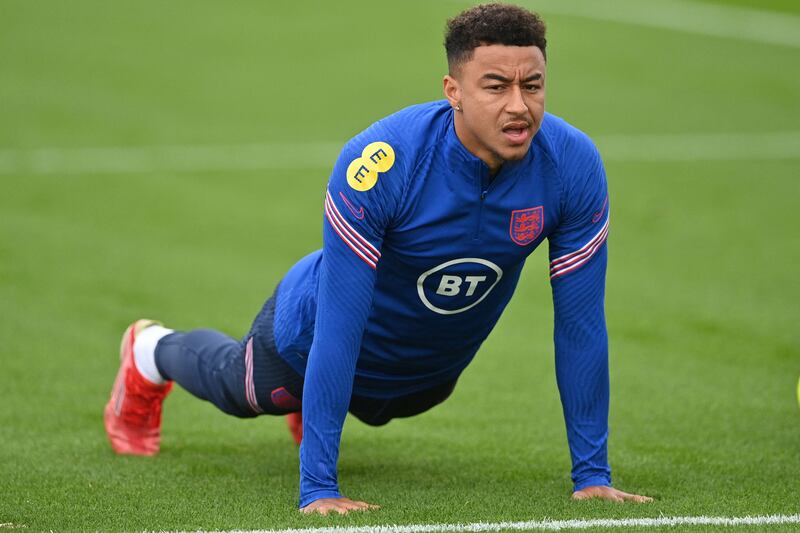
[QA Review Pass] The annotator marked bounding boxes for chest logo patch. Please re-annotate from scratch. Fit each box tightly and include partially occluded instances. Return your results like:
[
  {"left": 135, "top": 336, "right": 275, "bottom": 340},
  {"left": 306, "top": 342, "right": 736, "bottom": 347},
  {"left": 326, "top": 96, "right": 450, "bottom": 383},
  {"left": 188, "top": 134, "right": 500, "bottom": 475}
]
[
  {"left": 509, "top": 206, "right": 544, "bottom": 246},
  {"left": 346, "top": 141, "right": 395, "bottom": 192},
  {"left": 417, "top": 258, "right": 503, "bottom": 315}
]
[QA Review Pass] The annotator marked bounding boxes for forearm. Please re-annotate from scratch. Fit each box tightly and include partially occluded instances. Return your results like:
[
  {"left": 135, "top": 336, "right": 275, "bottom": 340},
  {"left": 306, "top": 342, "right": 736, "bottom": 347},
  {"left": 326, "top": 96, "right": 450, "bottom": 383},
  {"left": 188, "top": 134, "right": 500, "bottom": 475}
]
[{"left": 299, "top": 350, "right": 355, "bottom": 505}]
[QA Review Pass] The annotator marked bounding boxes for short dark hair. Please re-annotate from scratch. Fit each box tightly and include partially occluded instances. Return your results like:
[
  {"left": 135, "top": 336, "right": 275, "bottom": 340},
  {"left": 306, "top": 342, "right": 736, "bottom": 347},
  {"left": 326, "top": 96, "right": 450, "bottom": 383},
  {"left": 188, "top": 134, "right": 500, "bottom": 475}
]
[{"left": 445, "top": 3, "right": 547, "bottom": 73}]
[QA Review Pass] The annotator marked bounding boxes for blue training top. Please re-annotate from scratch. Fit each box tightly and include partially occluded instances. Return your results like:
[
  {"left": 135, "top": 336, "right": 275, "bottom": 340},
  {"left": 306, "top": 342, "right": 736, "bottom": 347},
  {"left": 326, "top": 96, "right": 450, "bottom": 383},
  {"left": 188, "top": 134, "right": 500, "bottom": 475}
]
[{"left": 272, "top": 100, "right": 612, "bottom": 508}]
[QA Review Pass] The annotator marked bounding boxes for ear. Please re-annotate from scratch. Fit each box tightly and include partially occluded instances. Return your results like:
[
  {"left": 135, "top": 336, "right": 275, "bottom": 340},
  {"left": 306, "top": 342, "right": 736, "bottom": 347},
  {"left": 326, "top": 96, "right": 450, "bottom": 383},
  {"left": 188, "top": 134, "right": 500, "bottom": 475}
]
[{"left": 443, "top": 75, "right": 461, "bottom": 110}]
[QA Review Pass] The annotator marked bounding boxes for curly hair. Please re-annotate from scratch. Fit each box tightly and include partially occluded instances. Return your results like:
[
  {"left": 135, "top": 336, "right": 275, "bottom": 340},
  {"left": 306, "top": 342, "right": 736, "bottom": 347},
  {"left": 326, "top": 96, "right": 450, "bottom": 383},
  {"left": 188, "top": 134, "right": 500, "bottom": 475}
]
[{"left": 445, "top": 3, "right": 547, "bottom": 73}]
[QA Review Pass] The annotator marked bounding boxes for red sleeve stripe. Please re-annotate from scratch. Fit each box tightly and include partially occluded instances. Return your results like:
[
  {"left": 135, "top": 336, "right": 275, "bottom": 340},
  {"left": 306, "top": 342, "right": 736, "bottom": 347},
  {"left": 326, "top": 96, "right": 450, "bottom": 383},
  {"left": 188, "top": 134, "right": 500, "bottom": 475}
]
[
  {"left": 244, "top": 337, "right": 263, "bottom": 414},
  {"left": 324, "top": 192, "right": 379, "bottom": 269},
  {"left": 550, "top": 217, "right": 609, "bottom": 268},
  {"left": 325, "top": 191, "right": 381, "bottom": 259},
  {"left": 549, "top": 218, "right": 609, "bottom": 279}
]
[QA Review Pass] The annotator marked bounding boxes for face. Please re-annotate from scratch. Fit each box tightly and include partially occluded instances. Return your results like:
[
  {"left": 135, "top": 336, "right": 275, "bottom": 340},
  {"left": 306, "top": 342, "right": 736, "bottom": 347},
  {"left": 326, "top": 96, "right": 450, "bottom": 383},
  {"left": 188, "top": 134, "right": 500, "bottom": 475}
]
[{"left": 444, "top": 45, "right": 546, "bottom": 172}]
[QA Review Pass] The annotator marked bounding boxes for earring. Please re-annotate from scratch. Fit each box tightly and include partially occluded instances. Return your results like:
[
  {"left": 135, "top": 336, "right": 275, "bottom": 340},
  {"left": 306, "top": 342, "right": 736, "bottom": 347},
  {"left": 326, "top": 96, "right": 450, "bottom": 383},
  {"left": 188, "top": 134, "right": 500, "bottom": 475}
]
[{"left": 455, "top": 103, "right": 462, "bottom": 111}]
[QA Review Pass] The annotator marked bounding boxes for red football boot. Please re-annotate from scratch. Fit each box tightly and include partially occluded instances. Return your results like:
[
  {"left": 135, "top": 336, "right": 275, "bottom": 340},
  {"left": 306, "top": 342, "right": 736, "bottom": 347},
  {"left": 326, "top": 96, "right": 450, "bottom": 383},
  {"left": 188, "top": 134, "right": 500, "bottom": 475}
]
[
  {"left": 286, "top": 411, "right": 303, "bottom": 445},
  {"left": 104, "top": 319, "right": 173, "bottom": 455}
]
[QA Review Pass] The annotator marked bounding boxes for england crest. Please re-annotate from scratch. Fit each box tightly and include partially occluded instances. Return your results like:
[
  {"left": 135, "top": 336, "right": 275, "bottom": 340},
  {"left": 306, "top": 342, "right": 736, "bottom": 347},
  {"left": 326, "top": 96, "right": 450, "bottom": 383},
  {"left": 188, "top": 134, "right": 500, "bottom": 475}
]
[{"left": 509, "top": 206, "right": 544, "bottom": 246}]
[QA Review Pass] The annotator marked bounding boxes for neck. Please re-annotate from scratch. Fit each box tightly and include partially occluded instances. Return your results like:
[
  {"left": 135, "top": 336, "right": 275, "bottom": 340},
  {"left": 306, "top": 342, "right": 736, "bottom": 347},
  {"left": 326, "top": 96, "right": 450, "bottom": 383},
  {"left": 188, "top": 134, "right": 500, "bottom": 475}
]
[{"left": 453, "top": 112, "right": 503, "bottom": 173}]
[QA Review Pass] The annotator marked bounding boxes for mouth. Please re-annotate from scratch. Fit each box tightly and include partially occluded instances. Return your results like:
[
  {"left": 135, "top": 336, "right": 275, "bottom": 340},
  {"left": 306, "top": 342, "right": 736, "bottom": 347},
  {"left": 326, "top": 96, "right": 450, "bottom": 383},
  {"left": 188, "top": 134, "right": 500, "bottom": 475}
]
[{"left": 501, "top": 121, "right": 531, "bottom": 145}]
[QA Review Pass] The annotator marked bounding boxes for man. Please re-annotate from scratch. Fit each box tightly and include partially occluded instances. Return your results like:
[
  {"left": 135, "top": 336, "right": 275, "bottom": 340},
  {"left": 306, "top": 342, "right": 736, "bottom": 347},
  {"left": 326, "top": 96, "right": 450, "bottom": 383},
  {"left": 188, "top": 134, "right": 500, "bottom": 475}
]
[{"left": 104, "top": 3, "right": 652, "bottom": 515}]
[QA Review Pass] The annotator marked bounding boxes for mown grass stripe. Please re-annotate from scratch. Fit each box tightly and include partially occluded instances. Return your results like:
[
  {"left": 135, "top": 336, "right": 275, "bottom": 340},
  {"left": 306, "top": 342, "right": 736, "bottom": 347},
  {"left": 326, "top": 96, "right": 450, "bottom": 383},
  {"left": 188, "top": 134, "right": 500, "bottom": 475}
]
[
  {"left": 1, "top": 131, "right": 798, "bottom": 176},
  {"left": 0, "top": 142, "right": 343, "bottom": 175},
  {"left": 599, "top": 131, "right": 800, "bottom": 162}
]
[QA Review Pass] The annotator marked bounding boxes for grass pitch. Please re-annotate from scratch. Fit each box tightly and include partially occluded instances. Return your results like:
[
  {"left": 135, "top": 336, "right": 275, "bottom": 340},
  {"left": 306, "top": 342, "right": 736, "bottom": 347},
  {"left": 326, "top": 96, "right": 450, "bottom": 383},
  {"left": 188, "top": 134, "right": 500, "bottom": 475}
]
[{"left": 1, "top": 1, "right": 798, "bottom": 531}]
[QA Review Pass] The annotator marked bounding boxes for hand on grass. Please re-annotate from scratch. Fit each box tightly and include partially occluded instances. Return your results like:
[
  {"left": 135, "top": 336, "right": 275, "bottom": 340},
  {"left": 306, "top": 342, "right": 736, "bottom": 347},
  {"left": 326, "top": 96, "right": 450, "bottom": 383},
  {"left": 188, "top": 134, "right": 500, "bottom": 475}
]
[
  {"left": 300, "top": 497, "right": 380, "bottom": 515},
  {"left": 572, "top": 485, "right": 653, "bottom": 503}
]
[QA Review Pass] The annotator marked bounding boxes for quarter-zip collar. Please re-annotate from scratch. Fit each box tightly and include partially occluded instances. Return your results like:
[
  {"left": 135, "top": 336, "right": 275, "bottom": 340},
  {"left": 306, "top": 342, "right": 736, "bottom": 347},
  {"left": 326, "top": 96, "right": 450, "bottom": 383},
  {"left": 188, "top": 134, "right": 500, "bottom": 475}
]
[{"left": 443, "top": 109, "right": 535, "bottom": 185}]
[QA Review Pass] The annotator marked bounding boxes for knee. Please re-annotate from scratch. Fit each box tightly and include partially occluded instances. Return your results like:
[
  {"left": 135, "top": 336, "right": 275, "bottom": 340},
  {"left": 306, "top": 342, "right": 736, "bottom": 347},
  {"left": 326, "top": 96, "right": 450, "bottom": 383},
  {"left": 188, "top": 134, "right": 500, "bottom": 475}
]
[{"left": 352, "top": 411, "right": 392, "bottom": 427}]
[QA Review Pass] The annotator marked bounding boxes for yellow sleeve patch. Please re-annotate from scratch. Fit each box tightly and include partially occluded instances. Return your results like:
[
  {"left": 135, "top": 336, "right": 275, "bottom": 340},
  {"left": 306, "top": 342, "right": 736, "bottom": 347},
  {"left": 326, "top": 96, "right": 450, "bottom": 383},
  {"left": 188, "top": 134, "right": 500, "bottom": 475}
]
[{"left": 346, "top": 142, "right": 395, "bottom": 192}]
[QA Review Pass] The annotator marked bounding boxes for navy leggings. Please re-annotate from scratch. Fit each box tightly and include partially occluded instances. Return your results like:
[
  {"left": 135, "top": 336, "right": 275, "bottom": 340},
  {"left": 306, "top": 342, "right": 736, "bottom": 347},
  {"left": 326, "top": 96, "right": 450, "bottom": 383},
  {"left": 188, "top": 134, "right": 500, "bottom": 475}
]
[{"left": 154, "top": 296, "right": 456, "bottom": 426}]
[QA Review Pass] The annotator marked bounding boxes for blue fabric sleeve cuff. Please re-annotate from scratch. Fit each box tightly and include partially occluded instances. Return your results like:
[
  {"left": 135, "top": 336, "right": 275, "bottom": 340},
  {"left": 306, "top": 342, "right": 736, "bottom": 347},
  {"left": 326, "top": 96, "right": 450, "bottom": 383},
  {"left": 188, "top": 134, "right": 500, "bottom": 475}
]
[
  {"left": 574, "top": 476, "right": 612, "bottom": 491},
  {"left": 299, "top": 489, "right": 343, "bottom": 509}
]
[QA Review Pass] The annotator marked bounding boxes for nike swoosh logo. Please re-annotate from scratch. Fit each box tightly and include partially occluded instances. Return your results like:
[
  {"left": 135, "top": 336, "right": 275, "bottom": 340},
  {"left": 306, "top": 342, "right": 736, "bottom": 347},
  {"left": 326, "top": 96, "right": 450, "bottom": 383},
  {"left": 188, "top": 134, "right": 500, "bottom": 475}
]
[
  {"left": 592, "top": 194, "right": 609, "bottom": 224},
  {"left": 339, "top": 191, "right": 365, "bottom": 219}
]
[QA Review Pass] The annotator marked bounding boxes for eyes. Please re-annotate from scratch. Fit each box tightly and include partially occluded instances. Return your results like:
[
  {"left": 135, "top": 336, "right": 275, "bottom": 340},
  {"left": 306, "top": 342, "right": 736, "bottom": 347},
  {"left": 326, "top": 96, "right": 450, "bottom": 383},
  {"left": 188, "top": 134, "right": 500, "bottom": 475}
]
[{"left": 485, "top": 83, "right": 542, "bottom": 94}]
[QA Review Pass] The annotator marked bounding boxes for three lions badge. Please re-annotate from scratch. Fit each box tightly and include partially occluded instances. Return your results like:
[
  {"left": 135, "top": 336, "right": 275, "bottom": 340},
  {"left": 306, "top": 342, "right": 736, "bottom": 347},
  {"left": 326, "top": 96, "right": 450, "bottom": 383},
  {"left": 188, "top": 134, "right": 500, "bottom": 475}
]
[{"left": 509, "top": 206, "right": 543, "bottom": 246}]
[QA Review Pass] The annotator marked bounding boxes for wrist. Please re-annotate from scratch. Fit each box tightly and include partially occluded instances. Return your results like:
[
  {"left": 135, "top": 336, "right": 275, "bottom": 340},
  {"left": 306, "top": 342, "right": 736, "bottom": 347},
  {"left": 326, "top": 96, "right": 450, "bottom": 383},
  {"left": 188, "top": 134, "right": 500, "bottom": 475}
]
[
  {"left": 299, "top": 489, "right": 343, "bottom": 509},
  {"left": 573, "top": 476, "right": 611, "bottom": 492}
]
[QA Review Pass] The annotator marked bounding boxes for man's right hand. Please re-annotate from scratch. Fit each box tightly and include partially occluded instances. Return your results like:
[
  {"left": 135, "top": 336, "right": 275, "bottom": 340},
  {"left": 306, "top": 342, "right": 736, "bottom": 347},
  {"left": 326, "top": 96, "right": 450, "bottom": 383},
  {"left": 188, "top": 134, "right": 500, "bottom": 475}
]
[
  {"left": 300, "top": 497, "right": 380, "bottom": 515},
  {"left": 572, "top": 485, "right": 653, "bottom": 503}
]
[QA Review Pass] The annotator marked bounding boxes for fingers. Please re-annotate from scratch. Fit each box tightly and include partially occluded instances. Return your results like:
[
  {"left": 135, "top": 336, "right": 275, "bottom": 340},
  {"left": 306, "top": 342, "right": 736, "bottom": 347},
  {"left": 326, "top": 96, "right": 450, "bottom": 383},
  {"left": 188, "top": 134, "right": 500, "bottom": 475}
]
[
  {"left": 608, "top": 492, "right": 626, "bottom": 503},
  {"left": 300, "top": 497, "right": 380, "bottom": 516},
  {"left": 618, "top": 491, "right": 653, "bottom": 503},
  {"left": 610, "top": 488, "right": 653, "bottom": 503}
]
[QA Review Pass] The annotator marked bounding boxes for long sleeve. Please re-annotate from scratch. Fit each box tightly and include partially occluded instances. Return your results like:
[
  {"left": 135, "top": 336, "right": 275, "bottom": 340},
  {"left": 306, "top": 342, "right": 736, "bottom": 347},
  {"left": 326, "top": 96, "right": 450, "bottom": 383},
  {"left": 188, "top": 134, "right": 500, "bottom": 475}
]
[
  {"left": 547, "top": 134, "right": 612, "bottom": 490},
  {"left": 299, "top": 130, "right": 407, "bottom": 507}
]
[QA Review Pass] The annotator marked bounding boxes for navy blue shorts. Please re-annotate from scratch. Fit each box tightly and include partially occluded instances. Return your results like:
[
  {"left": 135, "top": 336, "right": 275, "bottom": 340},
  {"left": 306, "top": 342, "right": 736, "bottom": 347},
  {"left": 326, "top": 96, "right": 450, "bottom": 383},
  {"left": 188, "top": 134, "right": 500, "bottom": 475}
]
[{"left": 155, "top": 295, "right": 456, "bottom": 426}]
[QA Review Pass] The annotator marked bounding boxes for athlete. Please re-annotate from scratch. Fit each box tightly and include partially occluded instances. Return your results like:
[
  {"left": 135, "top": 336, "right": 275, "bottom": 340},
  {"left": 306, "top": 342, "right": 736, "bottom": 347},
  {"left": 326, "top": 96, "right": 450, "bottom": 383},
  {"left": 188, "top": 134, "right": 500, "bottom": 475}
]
[{"left": 104, "top": 3, "right": 653, "bottom": 515}]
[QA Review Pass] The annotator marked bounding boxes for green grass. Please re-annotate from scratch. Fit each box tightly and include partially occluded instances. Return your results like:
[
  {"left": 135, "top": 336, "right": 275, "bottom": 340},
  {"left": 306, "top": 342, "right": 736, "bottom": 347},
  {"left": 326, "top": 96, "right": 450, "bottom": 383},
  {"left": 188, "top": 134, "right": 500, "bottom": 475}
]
[{"left": 1, "top": 1, "right": 799, "bottom": 531}]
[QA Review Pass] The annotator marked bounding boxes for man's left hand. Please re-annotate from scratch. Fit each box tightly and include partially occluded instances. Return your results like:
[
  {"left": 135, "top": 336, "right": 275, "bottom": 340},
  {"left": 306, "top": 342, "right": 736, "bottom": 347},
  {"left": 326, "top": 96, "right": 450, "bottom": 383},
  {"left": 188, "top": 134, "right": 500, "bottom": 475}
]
[{"left": 572, "top": 485, "right": 653, "bottom": 503}]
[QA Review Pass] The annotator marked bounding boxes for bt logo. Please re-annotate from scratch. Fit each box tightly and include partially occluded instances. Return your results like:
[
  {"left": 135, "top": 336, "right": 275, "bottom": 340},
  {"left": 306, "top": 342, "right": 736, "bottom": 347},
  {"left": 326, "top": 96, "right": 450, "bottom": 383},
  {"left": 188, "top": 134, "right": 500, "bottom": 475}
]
[{"left": 416, "top": 258, "right": 503, "bottom": 315}]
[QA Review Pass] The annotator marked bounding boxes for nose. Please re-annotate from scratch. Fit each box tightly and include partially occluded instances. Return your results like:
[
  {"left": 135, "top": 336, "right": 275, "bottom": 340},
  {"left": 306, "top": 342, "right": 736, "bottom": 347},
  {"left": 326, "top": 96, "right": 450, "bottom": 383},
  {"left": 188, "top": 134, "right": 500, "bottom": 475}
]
[{"left": 505, "top": 84, "right": 528, "bottom": 115}]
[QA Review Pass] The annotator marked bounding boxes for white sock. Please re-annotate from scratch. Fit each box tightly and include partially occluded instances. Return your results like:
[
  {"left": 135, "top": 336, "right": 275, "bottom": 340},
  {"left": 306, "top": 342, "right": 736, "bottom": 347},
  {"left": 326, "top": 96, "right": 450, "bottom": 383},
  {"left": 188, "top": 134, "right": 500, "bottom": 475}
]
[{"left": 133, "top": 325, "right": 174, "bottom": 385}]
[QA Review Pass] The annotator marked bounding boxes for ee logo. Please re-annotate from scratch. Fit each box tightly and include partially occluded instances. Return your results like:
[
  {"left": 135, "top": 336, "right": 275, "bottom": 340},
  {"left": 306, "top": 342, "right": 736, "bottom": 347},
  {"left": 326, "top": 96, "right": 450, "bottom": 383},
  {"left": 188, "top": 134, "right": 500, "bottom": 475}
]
[{"left": 346, "top": 141, "right": 395, "bottom": 192}]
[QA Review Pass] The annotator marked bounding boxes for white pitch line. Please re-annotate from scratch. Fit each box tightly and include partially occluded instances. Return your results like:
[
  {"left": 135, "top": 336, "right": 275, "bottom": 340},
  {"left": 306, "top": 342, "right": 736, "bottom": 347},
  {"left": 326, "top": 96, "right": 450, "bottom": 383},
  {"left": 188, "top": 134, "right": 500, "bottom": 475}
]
[
  {"left": 0, "top": 131, "right": 798, "bottom": 176},
  {"left": 162, "top": 514, "right": 800, "bottom": 533},
  {"left": 513, "top": 0, "right": 800, "bottom": 49}
]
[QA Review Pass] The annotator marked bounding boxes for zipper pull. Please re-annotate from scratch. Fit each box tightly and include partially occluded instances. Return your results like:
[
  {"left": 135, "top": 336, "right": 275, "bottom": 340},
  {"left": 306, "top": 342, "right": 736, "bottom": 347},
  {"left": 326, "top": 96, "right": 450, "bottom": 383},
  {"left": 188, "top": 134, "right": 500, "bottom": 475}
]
[{"left": 480, "top": 190, "right": 488, "bottom": 200}]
